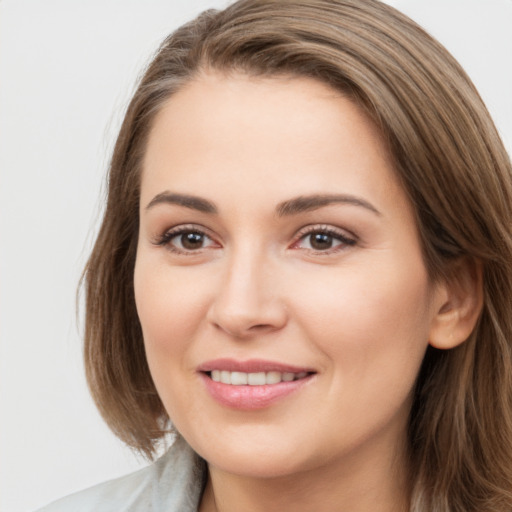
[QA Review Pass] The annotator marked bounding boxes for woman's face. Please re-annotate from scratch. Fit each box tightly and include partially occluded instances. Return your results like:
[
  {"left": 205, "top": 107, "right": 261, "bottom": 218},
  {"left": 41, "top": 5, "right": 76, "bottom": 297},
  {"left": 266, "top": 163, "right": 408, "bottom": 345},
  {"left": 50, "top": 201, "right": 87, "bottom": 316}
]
[{"left": 135, "top": 73, "right": 445, "bottom": 478}]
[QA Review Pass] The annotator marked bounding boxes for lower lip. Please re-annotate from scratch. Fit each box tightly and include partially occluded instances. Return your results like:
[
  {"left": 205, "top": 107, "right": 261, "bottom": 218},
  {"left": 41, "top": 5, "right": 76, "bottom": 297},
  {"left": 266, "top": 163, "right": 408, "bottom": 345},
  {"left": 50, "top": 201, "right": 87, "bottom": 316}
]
[{"left": 200, "top": 373, "right": 314, "bottom": 410}]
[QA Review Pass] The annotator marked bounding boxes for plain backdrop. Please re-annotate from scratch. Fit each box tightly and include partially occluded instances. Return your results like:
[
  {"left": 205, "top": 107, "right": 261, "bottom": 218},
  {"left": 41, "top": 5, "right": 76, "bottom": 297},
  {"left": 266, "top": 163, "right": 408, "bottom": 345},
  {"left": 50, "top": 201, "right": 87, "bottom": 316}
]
[{"left": 1, "top": 1, "right": 511, "bottom": 511}]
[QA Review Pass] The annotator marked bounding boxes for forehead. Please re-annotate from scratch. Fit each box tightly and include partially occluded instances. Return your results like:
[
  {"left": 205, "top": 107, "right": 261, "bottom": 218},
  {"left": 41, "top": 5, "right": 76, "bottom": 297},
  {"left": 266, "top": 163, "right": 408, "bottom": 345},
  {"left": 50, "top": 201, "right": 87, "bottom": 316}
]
[{"left": 141, "top": 72, "right": 405, "bottom": 216}]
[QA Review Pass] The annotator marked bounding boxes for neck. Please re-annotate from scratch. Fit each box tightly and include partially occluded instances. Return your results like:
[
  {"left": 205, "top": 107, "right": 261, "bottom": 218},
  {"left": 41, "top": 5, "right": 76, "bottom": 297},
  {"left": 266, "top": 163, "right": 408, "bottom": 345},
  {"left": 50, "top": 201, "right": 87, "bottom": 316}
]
[{"left": 199, "top": 431, "right": 410, "bottom": 512}]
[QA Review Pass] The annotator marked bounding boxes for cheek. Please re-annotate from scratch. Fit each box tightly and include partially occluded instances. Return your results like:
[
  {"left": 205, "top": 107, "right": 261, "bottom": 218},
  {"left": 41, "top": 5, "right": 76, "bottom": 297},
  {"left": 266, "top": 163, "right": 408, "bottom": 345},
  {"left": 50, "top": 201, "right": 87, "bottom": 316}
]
[
  {"left": 133, "top": 259, "right": 212, "bottom": 375},
  {"left": 133, "top": 259, "right": 217, "bottom": 428},
  {"left": 289, "top": 257, "right": 433, "bottom": 387}
]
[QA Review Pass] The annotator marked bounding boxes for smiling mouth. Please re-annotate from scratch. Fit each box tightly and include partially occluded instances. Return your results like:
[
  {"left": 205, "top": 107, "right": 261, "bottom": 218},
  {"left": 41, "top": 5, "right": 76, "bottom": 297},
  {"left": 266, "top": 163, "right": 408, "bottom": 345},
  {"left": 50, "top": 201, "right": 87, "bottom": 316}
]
[
  {"left": 199, "top": 361, "right": 316, "bottom": 409},
  {"left": 206, "top": 370, "right": 312, "bottom": 386}
]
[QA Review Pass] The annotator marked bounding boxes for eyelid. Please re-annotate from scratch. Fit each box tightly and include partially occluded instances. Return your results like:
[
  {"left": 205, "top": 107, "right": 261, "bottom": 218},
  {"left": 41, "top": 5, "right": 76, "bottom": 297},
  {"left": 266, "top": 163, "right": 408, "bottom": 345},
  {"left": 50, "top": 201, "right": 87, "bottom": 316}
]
[
  {"left": 152, "top": 223, "right": 221, "bottom": 254},
  {"left": 151, "top": 222, "right": 357, "bottom": 256},
  {"left": 290, "top": 224, "right": 357, "bottom": 253}
]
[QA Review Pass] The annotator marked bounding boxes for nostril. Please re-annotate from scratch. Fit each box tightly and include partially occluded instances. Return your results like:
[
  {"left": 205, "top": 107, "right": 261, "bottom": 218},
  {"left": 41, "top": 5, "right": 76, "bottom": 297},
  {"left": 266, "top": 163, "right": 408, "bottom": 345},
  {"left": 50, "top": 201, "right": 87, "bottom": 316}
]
[{"left": 207, "top": 295, "right": 288, "bottom": 338}]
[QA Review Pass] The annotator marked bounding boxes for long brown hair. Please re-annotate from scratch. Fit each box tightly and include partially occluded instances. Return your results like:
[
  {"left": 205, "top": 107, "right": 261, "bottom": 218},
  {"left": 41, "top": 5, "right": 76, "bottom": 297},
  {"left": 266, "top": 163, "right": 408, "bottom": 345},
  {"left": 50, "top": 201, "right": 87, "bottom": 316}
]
[{"left": 82, "top": 1, "right": 512, "bottom": 509}]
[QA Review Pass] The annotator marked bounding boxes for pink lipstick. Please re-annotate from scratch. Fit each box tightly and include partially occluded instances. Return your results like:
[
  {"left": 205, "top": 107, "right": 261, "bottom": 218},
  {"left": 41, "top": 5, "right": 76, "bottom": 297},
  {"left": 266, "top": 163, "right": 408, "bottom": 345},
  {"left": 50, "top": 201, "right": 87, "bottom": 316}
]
[{"left": 198, "top": 359, "right": 316, "bottom": 410}]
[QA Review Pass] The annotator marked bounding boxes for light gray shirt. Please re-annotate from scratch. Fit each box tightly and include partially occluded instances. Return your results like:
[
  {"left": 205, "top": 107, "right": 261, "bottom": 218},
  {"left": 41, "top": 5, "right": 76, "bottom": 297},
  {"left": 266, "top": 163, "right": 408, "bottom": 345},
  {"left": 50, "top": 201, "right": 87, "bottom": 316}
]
[{"left": 35, "top": 436, "right": 206, "bottom": 512}]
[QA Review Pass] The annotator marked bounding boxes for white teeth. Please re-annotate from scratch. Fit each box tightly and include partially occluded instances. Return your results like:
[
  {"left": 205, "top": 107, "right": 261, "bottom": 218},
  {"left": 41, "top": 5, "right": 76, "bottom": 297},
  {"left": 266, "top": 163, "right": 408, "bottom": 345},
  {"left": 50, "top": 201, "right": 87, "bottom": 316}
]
[
  {"left": 266, "top": 371, "right": 282, "bottom": 384},
  {"left": 209, "top": 370, "right": 310, "bottom": 385},
  {"left": 248, "top": 372, "right": 266, "bottom": 385},
  {"left": 220, "top": 370, "right": 231, "bottom": 384},
  {"left": 230, "top": 372, "right": 248, "bottom": 385}
]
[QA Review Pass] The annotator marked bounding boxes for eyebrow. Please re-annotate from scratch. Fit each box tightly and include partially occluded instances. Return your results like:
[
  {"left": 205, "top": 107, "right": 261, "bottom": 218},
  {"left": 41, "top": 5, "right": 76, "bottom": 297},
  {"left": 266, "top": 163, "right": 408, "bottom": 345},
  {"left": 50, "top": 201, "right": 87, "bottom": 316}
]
[
  {"left": 145, "top": 192, "right": 218, "bottom": 214},
  {"left": 276, "top": 194, "right": 381, "bottom": 217},
  {"left": 145, "top": 192, "right": 380, "bottom": 216}
]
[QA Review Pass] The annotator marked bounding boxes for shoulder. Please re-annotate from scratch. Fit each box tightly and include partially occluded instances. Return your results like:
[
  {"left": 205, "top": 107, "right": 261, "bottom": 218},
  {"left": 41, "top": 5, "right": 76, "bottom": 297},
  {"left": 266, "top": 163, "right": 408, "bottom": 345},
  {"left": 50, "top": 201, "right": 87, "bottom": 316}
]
[{"left": 34, "top": 436, "right": 205, "bottom": 512}]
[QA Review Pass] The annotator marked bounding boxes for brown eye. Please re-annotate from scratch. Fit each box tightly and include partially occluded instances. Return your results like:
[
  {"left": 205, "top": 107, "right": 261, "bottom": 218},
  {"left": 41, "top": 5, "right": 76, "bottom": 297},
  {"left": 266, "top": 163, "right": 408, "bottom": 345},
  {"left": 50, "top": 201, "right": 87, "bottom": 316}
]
[
  {"left": 293, "top": 227, "right": 356, "bottom": 253},
  {"left": 310, "top": 232, "right": 334, "bottom": 250},
  {"left": 159, "top": 228, "right": 219, "bottom": 253},
  {"left": 180, "top": 232, "right": 205, "bottom": 250}
]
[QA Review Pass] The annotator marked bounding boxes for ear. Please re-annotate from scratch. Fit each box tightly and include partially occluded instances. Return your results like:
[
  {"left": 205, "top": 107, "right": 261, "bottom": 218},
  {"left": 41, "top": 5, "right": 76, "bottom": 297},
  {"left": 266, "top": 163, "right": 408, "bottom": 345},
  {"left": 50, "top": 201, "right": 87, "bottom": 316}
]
[{"left": 429, "top": 258, "right": 483, "bottom": 350}]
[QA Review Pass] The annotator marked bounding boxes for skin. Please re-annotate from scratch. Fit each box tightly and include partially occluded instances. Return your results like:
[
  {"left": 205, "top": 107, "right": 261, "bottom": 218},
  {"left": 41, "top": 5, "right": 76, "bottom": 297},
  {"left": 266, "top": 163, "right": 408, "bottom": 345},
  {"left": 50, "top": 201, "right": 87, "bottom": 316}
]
[{"left": 134, "top": 72, "right": 455, "bottom": 512}]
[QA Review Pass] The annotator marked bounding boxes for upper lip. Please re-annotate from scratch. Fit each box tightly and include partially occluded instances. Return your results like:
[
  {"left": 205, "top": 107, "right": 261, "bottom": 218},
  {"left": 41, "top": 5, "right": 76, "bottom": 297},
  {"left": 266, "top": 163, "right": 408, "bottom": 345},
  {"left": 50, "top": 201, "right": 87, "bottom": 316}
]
[{"left": 197, "top": 358, "right": 316, "bottom": 374}]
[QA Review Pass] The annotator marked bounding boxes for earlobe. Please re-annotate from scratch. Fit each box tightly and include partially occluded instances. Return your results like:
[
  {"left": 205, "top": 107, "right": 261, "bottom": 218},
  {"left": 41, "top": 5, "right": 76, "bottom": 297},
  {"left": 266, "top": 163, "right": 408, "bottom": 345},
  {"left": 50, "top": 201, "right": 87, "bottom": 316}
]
[{"left": 428, "top": 258, "right": 483, "bottom": 350}]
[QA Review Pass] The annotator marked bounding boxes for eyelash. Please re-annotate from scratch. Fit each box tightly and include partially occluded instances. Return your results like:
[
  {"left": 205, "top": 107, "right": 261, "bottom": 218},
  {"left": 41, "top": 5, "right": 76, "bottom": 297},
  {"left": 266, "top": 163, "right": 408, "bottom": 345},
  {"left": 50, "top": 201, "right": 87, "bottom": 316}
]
[
  {"left": 153, "top": 224, "right": 357, "bottom": 256},
  {"left": 292, "top": 225, "right": 357, "bottom": 254},
  {"left": 153, "top": 224, "right": 218, "bottom": 255}
]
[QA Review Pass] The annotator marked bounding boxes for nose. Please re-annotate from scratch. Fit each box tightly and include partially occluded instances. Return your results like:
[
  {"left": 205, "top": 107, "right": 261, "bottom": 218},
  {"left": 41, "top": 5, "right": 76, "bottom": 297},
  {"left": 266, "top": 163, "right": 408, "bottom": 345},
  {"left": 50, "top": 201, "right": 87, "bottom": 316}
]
[{"left": 206, "top": 249, "right": 288, "bottom": 339}]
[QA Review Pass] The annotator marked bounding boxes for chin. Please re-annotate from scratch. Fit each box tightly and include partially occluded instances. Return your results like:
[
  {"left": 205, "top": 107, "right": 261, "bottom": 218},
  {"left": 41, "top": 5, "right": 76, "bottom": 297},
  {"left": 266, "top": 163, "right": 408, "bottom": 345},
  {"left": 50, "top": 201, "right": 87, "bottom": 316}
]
[
  {"left": 207, "top": 450, "right": 309, "bottom": 479},
  {"left": 183, "top": 425, "right": 324, "bottom": 479}
]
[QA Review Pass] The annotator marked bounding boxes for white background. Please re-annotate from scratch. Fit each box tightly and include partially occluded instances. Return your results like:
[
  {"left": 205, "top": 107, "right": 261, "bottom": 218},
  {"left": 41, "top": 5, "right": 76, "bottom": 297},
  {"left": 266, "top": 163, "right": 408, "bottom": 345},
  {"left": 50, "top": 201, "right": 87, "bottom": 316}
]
[{"left": 1, "top": 1, "right": 511, "bottom": 511}]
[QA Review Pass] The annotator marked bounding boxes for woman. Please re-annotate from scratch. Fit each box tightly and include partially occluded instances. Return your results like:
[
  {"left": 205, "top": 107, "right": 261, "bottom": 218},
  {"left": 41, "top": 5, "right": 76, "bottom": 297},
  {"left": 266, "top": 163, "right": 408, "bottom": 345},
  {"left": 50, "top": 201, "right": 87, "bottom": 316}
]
[{"left": 38, "top": 0, "right": 512, "bottom": 511}]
